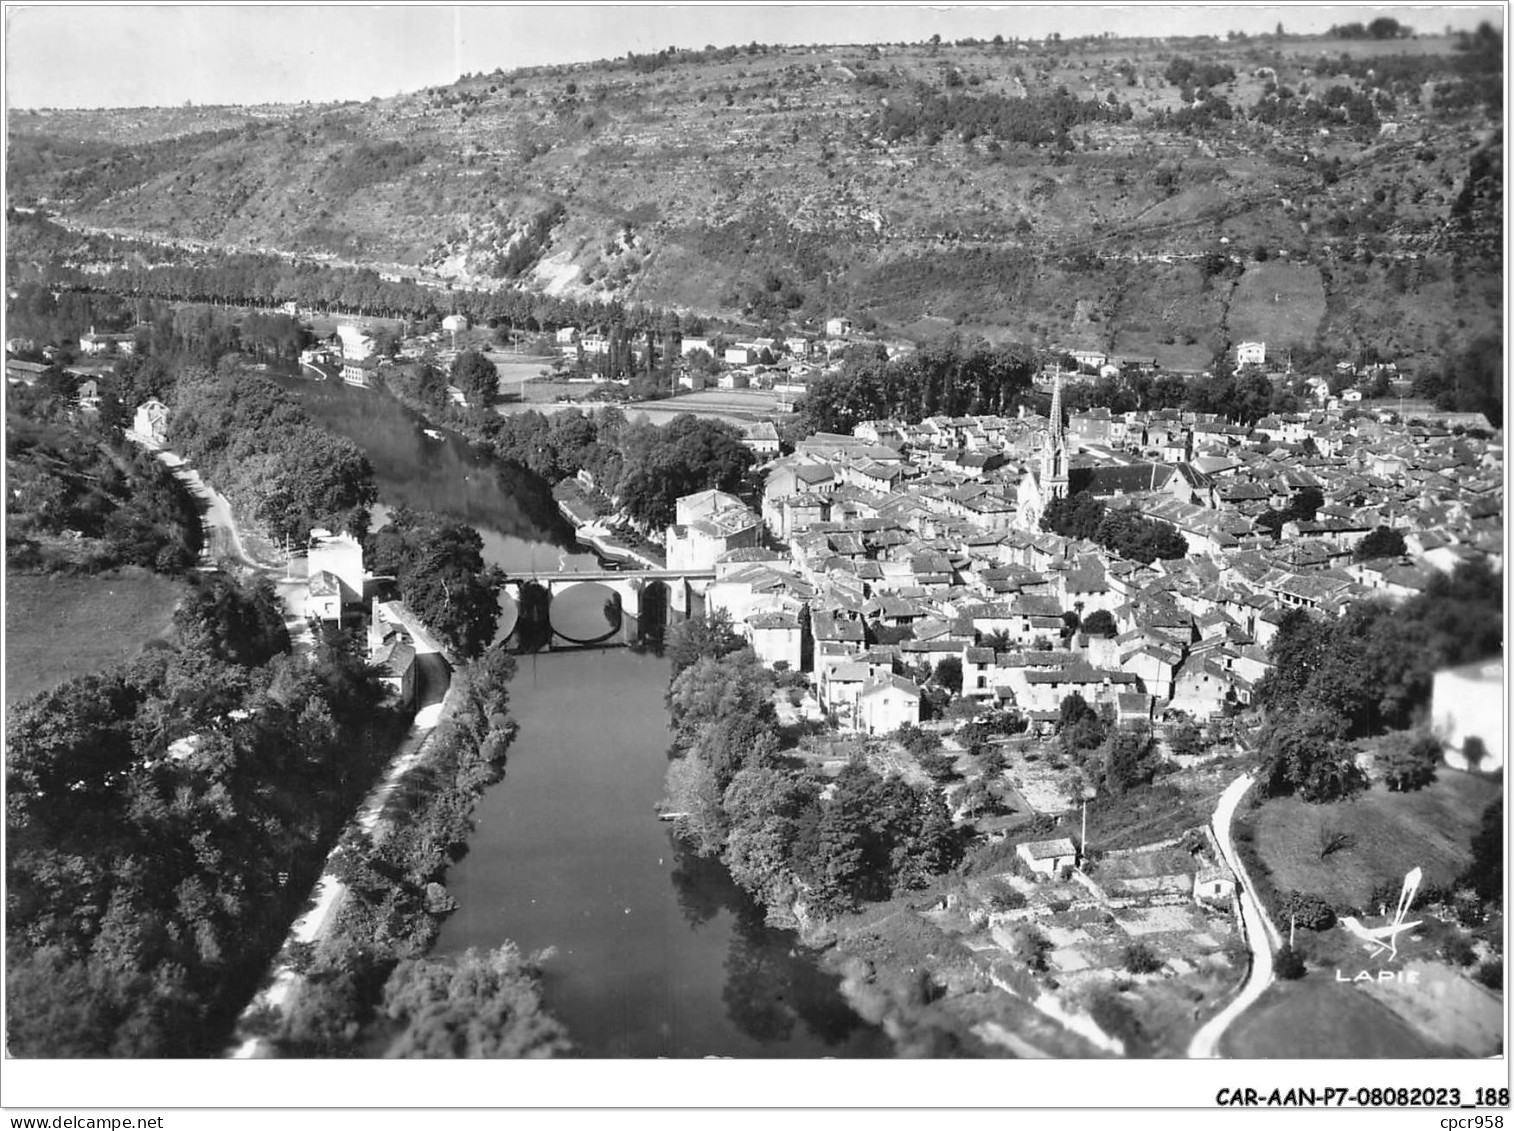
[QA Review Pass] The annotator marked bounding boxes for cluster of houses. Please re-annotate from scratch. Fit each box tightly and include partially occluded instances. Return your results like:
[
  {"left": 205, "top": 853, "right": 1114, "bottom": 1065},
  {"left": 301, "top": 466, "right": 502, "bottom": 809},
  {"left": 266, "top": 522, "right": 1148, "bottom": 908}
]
[{"left": 657, "top": 375, "right": 1501, "bottom": 757}]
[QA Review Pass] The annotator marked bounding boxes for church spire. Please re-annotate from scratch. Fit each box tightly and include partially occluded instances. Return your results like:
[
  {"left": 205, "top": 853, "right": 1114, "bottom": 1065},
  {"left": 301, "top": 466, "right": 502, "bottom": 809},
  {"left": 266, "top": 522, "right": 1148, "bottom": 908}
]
[
  {"left": 1048, "top": 361, "right": 1064, "bottom": 442},
  {"left": 1040, "top": 363, "right": 1068, "bottom": 500}
]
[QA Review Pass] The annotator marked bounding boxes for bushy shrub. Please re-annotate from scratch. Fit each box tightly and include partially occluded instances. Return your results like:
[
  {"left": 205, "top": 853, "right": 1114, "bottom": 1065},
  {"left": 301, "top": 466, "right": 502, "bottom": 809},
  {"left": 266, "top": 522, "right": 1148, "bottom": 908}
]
[
  {"left": 1123, "top": 942, "right": 1163, "bottom": 975},
  {"left": 1274, "top": 943, "right": 1306, "bottom": 979},
  {"left": 1443, "top": 935, "right": 1478, "bottom": 968},
  {"left": 983, "top": 877, "right": 1027, "bottom": 912},
  {"left": 1285, "top": 891, "right": 1336, "bottom": 931}
]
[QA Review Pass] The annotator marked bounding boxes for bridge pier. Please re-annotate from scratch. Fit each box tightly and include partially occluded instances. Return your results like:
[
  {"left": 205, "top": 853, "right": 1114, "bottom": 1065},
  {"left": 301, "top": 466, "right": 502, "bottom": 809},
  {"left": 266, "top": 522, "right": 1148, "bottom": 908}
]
[{"left": 497, "top": 568, "right": 714, "bottom": 651}]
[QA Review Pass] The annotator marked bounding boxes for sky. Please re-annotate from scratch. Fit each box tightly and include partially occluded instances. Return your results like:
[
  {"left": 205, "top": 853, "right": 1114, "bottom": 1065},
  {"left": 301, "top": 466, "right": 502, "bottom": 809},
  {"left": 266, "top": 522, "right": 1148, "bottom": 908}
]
[{"left": 4, "top": 2, "right": 1504, "bottom": 110}]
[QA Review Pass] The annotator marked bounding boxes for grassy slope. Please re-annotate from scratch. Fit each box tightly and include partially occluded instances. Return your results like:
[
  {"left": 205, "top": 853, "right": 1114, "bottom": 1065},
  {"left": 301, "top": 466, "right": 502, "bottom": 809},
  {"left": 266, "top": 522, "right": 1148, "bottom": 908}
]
[
  {"left": 1226, "top": 260, "right": 1327, "bottom": 349},
  {"left": 1251, "top": 772, "right": 1501, "bottom": 909},
  {"left": 5, "top": 570, "right": 184, "bottom": 704}
]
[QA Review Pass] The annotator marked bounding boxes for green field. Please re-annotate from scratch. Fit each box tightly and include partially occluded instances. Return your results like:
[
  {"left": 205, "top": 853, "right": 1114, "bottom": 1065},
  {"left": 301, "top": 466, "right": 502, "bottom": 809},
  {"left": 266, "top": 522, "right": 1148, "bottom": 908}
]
[
  {"left": 1226, "top": 260, "right": 1327, "bottom": 350},
  {"left": 1220, "top": 980, "right": 1451, "bottom": 1058},
  {"left": 5, "top": 570, "right": 185, "bottom": 704},
  {"left": 1252, "top": 773, "right": 1501, "bottom": 910}
]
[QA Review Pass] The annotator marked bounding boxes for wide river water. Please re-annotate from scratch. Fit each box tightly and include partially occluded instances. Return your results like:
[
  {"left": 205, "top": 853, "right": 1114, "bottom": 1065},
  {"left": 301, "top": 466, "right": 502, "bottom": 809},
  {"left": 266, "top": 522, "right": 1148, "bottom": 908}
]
[{"left": 278, "top": 376, "right": 890, "bottom": 1056}]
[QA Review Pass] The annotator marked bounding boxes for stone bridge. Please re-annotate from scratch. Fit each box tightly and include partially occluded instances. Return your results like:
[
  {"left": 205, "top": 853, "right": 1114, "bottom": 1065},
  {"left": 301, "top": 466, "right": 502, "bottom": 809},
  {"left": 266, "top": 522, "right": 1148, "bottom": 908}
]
[{"left": 497, "top": 568, "right": 714, "bottom": 649}]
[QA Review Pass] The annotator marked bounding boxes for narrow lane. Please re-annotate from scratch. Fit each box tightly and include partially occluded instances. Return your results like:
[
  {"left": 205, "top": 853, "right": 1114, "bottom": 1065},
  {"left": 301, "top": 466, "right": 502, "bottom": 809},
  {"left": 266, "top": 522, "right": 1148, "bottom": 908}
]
[{"left": 1188, "top": 772, "right": 1280, "bottom": 1059}]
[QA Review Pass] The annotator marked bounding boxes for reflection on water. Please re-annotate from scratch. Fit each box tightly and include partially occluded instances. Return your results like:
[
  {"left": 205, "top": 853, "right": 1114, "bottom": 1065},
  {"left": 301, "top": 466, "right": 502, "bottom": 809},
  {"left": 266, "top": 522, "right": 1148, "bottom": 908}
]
[
  {"left": 670, "top": 848, "right": 881, "bottom": 1050},
  {"left": 432, "top": 649, "right": 889, "bottom": 1058},
  {"left": 273, "top": 376, "right": 596, "bottom": 575}
]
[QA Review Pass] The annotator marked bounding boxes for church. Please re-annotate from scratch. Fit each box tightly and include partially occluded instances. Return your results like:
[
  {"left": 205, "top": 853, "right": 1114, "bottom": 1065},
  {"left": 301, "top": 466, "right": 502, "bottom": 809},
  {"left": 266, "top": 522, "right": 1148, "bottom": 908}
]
[{"left": 1016, "top": 369, "right": 1069, "bottom": 530}]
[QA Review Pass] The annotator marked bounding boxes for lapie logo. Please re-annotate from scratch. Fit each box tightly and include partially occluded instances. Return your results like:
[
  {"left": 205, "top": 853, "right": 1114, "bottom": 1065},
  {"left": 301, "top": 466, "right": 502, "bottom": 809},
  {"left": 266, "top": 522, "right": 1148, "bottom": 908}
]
[{"left": 1335, "top": 866, "right": 1423, "bottom": 985}]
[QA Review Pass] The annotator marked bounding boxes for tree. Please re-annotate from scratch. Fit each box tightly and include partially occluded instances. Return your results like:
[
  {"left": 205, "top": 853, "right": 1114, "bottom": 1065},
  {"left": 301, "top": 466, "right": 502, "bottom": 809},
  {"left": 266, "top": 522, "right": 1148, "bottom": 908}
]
[
  {"left": 1377, "top": 730, "right": 1440, "bottom": 792},
  {"left": 173, "top": 573, "right": 290, "bottom": 666},
  {"left": 665, "top": 609, "right": 744, "bottom": 676},
  {"left": 1260, "top": 710, "right": 1366, "bottom": 803},
  {"left": 932, "top": 656, "right": 963, "bottom": 696},
  {"left": 614, "top": 416, "right": 754, "bottom": 529},
  {"left": 1103, "top": 727, "right": 1157, "bottom": 794},
  {"left": 1167, "top": 719, "right": 1203, "bottom": 760},
  {"left": 1081, "top": 609, "right": 1117, "bottom": 637},
  {"left": 371, "top": 515, "right": 502, "bottom": 659},
  {"left": 450, "top": 349, "right": 499, "bottom": 404},
  {"left": 1284, "top": 891, "right": 1336, "bottom": 931},
  {"left": 1057, "top": 693, "right": 1105, "bottom": 753},
  {"left": 1123, "top": 941, "right": 1162, "bottom": 974},
  {"left": 1273, "top": 943, "right": 1306, "bottom": 979},
  {"left": 1354, "top": 525, "right": 1407, "bottom": 561},
  {"left": 1462, "top": 797, "right": 1502, "bottom": 903},
  {"left": 382, "top": 944, "right": 570, "bottom": 1058}
]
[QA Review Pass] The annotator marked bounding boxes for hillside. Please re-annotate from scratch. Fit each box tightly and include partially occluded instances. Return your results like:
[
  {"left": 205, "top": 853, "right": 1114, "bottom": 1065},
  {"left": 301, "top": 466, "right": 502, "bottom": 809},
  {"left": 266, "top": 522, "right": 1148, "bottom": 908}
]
[{"left": 6, "top": 31, "right": 1502, "bottom": 367}]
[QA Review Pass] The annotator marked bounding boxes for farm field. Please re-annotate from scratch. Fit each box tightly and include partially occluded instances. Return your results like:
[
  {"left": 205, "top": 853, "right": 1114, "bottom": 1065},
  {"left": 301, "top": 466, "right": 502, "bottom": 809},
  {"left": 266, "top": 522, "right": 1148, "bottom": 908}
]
[
  {"left": 5, "top": 570, "right": 185, "bottom": 704},
  {"left": 1250, "top": 773, "right": 1501, "bottom": 910}
]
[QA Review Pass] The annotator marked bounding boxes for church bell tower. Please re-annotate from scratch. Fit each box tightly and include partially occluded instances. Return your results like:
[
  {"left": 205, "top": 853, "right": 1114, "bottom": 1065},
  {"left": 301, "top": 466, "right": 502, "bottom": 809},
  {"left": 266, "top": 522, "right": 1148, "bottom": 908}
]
[{"left": 1041, "top": 365, "right": 1068, "bottom": 501}]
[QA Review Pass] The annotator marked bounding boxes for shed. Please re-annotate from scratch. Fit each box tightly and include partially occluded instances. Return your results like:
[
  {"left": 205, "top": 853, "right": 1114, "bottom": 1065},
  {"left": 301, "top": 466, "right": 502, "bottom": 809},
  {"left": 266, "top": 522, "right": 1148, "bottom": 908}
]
[
  {"left": 1016, "top": 836, "right": 1078, "bottom": 876},
  {"left": 1193, "top": 864, "right": 1237, "bottom": 904}
]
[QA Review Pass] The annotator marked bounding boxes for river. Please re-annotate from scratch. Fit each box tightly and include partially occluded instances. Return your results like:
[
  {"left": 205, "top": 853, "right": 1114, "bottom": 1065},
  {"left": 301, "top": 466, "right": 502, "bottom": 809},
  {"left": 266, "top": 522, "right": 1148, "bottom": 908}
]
[{"left": 277, "top": 375, "right": 891, "bottom": 1057}]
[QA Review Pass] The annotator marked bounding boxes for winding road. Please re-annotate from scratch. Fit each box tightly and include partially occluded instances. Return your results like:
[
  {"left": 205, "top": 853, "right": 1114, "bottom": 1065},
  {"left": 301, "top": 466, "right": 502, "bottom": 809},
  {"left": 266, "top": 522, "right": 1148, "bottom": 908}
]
[{"left": 1188, "top": 772, "right": 1281, "bottom": 1059}]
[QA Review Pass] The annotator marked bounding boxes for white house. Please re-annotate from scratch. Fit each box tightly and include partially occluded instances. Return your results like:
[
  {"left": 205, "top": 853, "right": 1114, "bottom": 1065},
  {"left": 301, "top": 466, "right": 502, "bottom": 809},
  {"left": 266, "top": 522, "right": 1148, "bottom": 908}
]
[
  {"left": 747, "top": 611, "right": 804, "bottom": 671},
  {"left": 308, "top": 528, "right": 366, "bottom": 605},
  {"left": 825, "top": 317, "right": 853, "bottom": 338},
  {"left": 857, "top": 674, "right": 921, "bottom": 736},
  {"left": 1016, "top": 837, "right": 1078, "bottom": 876},
  {"left": 1432, "top": 658, "right": 1503, "bottom": 772},
  {"left": 79, "top": 328, "right": 136, "bottom": 357},
  {"left": 1236, "top": 341, "right": 1266, "bottom": 368},
  {"left": 336, "top": 323, "right": 374, "bottom": 362},
  {"left": 680, "top": 336, "right": 712, "bottom": 357},
  {"left": 306, "top": 570, "right": 345, "bottom": 623},
  {"left": 1193, "top": 864, "right": 1237, "bottom": 904},
  {"left": 132, "top": 398, "right": 171, "bottom": 445},
  {"left": 441, "top": 313, "right": 469, "bottom": 335}
]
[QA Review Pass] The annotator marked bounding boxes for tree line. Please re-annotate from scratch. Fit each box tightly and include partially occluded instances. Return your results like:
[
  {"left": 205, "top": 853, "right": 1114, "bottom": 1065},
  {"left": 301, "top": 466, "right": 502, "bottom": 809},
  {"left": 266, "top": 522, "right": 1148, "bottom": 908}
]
[
  {"left": 6, "top": 574, "right": 403, "bottom": 1056},
  {"left": 873, "top": 83, "right": 1128, "bottom": 148},
  {"left": 168, "top": 363, "right": 378, "bottom": 544},
  {"left": 660, "top": 614, "right": 964, "bottom": 918},
  {"left": 10, "top": 211, "right": 686, "bottom": 336},
  {"left": 799, "top": 335, "right": 1039, "bottom": 433},
  {"left": 481, "top": 407, "right": 755, "bottom": 531}
]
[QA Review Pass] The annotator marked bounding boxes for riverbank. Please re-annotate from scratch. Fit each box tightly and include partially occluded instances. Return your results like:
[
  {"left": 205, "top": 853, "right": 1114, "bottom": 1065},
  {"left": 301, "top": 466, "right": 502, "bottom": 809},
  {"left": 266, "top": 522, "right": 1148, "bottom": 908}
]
[
  {"left": 552, "top": 481, "right": 665, "bottom": 569},
  {"left": 268, "top": 650, "right": 558, "bottom": 1057},
  {"left": 228, "top": 685, "right": 459, "bottom": 1057}
]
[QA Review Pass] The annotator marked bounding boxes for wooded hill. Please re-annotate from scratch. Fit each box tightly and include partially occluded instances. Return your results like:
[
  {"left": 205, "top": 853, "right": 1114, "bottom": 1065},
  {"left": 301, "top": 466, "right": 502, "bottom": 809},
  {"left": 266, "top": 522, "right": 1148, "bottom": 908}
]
[{"left": 7, "top": 28, "right": 1502, "bottom": 370}]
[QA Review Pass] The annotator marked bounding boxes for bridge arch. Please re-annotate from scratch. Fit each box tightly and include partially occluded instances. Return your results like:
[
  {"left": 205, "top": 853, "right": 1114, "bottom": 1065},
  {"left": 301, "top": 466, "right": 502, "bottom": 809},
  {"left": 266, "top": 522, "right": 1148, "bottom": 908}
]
[{"left": 495, "top": 569, "right": 711, "bottom": 652}]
